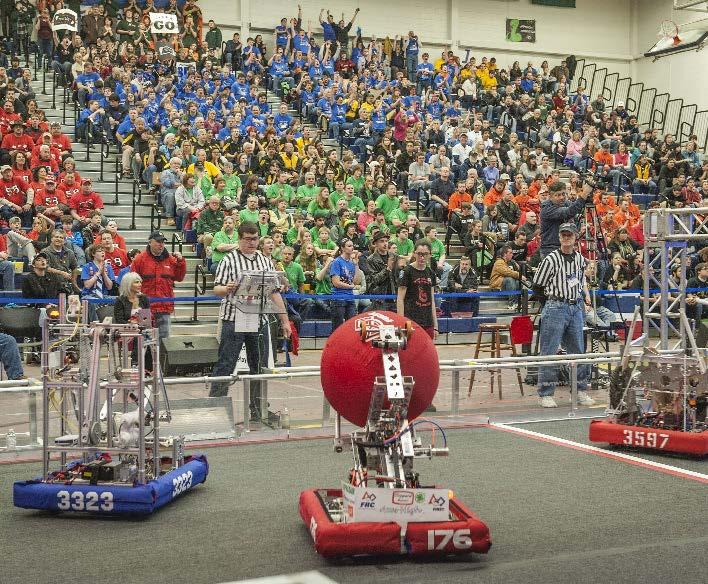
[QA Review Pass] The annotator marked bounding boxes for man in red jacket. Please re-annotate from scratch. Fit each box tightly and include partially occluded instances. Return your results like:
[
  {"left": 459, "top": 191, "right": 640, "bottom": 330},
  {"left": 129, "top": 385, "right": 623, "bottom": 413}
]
[{"left": 130, "top": 231, "right": 186, "bottom": 338}]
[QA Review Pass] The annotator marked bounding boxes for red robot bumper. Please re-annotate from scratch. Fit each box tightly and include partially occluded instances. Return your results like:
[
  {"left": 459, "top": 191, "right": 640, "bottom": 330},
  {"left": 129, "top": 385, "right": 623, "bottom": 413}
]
[
  {"left": 299, "top": 488, "right": 491, "bottom": 558},
  {"left": 589, "top": 420, "right": 708, "bottom": 456}
]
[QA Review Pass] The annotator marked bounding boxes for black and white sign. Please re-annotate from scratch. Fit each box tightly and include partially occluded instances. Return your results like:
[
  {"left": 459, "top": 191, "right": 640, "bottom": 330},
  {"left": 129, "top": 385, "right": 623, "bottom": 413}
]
[
  {"left": 149, "top": 12, "right": 179, "bottom": 34},
  {"left": 52, "top": 9, "right": 78, "bottom": 32}
]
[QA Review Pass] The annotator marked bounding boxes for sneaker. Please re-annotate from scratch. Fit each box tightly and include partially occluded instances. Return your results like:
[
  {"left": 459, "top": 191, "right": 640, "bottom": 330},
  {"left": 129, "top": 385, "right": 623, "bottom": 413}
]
[
  {"left": 506, "top": 300, "right": 517, "bottom": 310},
  {"left": 538, "top": 396, "right": 558, "bottom": 408},
  {"left": 577, "top": 391, "right": 595, "bottom": 406}
]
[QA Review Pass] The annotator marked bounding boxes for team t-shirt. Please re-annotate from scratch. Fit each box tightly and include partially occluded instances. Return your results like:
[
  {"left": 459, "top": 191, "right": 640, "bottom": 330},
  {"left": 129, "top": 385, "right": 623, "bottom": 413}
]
[{"left": 399, "top": 264, "right": 437, "bottom": 328}]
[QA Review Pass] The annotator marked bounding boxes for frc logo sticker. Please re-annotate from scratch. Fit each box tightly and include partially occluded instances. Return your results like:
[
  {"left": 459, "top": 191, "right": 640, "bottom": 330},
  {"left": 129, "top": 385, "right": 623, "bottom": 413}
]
[
  {"left": 354, "top": 311, "right": 394, "bottom": 341},
  {"left": 392, "top": 491, "right": 414, "bottom": 505}
]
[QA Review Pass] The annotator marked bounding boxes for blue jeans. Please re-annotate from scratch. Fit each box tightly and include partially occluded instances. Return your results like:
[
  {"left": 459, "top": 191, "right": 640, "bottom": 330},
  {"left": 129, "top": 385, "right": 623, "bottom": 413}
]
[
  {"left": 406, "top": 54, "right": 418, "bottom": 81},
  {"left": 0, "top": 332, "right": 23, "bottom": 379},
  {"left": 538, "top": 300, "right": 589, "bottom": 397},
  {"left": 0, "top": 259, "right": 14, "bottom": 290},
  {"left": 210, "top": 320, "right": 261, "bottom": 397},
  {"left": 331, "top": 298, "right": 355, "bottom": 332},
  {"left": 154, "top": 313, "right": 171, "bottom": 340}
]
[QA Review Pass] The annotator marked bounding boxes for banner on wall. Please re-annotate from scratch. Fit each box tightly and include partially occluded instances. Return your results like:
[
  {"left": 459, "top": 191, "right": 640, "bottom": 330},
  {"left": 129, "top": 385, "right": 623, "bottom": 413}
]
[
  {"left": 506, "top": 19, "right": 536, "bottom": 43},
  {"left": 532, "top": 0, "right": 576, "bottom": 6},
  {"left": 51, "top": 9, "right": 78, "bottom": 32},
  {"left": 149, "top": 12, "right": 180, "bottom": 34}
]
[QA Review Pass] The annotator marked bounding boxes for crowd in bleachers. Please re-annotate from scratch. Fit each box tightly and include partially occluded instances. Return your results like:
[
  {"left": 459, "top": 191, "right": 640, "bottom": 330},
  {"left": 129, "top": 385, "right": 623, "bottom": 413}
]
[{"left": 0, "top": 0, "right": 705, "bottom": 331}]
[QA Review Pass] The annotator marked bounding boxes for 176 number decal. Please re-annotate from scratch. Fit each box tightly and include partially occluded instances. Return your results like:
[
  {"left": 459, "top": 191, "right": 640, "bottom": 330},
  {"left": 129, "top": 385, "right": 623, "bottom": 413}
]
[
  {"left": 427, "top": 529, "right": 473, "bottom": 551},
  {"left": 622, "top": 430, "right": 669, "bottom": 449}
]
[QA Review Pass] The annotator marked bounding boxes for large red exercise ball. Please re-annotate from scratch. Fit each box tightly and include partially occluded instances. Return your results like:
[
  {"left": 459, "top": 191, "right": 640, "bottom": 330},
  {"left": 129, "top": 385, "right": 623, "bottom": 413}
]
[{"left": 320, "top": 311, "right": 439, "bottom": 427}]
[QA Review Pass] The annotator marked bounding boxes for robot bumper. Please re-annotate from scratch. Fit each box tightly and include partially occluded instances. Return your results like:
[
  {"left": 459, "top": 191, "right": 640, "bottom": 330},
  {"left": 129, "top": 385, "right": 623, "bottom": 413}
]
[{"left": 299, "top": 311, "right": 491, "bottom": 557}]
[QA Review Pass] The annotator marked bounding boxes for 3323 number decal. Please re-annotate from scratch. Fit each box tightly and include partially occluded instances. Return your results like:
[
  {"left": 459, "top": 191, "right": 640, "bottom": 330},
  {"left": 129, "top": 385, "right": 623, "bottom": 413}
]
[
  {"left": 427, "top": 529, "right": 473, "bottom": 551},
  {"left": 172, "top": 470, "right": 193, "bottom": 498},
  {"left": 56, "top": 490, "right": 114, "bottom": 511},
  {"left": 622, "top": 429, "right": 669, "bottom": 449}
]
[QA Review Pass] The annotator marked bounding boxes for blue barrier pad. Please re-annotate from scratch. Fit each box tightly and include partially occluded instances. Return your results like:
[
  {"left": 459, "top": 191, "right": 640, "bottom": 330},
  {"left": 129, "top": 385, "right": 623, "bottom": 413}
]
[
  {"left": 13, "top": 455, "right": 208, "bottom": 515},
  {"left": 439, "top": 316, "right": 496, "bottom": 334},
  {"left": 602, "top": 293, "right": 640, "bottom": 315}
]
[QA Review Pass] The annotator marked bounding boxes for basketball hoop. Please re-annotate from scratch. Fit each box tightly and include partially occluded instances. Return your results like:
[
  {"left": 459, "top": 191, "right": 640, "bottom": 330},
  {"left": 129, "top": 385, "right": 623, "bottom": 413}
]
[{"left": 658, "top": 20, "right": 681, "bottom": 46}]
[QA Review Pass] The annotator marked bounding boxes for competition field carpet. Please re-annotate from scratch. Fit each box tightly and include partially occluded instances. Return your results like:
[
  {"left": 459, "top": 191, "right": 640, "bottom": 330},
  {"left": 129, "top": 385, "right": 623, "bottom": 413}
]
[{"left": 1, "top": 420, "right": 706, "bottom": 584}]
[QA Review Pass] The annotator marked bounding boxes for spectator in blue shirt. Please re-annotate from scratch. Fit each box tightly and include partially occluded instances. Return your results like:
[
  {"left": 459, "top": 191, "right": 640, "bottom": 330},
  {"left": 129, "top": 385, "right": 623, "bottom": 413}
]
[
  {"left": 405, "top": 31, "right": 420, "bottom": 83},
  {"left": 319, "top": 9, "right": 337, "bottom": 44}
]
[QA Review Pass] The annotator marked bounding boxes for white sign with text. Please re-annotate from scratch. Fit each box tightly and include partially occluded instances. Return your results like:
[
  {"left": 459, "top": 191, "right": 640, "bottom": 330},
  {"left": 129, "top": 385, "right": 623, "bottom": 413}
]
[{"left": 342, "top": 482, "right": 450, "bottom": 525}]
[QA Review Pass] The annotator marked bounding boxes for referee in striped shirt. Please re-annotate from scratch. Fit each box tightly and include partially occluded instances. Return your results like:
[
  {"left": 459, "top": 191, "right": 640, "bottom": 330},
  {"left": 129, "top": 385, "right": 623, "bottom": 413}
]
[
  {"left": 532, "top": 222, "right": 595, "bottom": 408},
  {"left": 209, "top": 222, "right": 291, "bottom": 404}
]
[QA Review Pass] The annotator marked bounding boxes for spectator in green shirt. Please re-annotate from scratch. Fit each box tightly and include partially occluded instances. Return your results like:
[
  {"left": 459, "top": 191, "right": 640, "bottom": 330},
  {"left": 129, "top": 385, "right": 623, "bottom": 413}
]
[
  {"left": 287, "top": 214, "right": 307, "bottom": 246},
  {"left": 296, "top": 172, "right": 319, "bottom": 210},
  {"left": 282, "top": 246, "right": 305, "bottom": 293},
  {"left": 257, "top": 208, "right": 274, "bottom": 237},
  {"left": 210, "top": 216, "right": 239, "bottom": 271},
  {"left": 314, "top": 226, "right": 337, "bottom": 259},
  {"left": 358, "top": 174, "right": 380, "bottom": 204},
  {"left": 389, "top": 197, "right": 412, "bottom": 230},
  {"left": 395, "top": 226, "right": 414, "bottom": 260},
  {"left": 341, "top": 183, "right": 365, "bottom": 213},
  {"left": 424, "top": 226, "right": 453, "bottom": 288},
  {"left": 308, "top": 214, "right": 328, "bottom": 241},
  {"left": 375, "top": 182, "right": 401, "bottom": 222},
  {"left": 266, "top": 170, "right": 295, "bottom": 205},
  {"left": 365, "top": 209, "right": 390, "bottom": 239},
  {"left": 239, "top": 195, "right": 260, "bottom": 224},
  {"left": 307, "top": 186, "right": 335, "bottom": 221},
  {"left": 346, "top": 166, "right": 365, "bottom": 193},
  {"left": 196, "top": 196, "right": 225, "bottom": 253},
  {"left": 329, "top": 179, "right": 347, "bottom": 206}
]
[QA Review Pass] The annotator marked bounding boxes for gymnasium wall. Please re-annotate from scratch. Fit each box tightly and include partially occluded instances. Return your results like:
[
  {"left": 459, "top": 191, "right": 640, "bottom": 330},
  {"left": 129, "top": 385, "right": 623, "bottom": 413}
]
[{"left": 199, "top": 0, "right": 632, "bottom": 75}]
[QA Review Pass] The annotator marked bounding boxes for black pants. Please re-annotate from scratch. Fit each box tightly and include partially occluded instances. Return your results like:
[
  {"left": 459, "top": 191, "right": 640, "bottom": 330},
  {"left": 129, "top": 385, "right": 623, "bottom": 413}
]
[{"left": 209, "top": 321, "right": 260, "bottom": 397}]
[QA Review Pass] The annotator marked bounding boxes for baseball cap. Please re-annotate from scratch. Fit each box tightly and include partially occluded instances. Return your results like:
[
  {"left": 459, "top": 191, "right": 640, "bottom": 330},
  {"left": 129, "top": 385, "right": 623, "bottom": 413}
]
[
  {"left": 32, "top": 251, "right": 49, "bottom": 264},
  {"left": 0, "top": 165, "right": 11, "bottom": 172},
  {"left": 45, "top": 176, "right": 56, "bottom": 184},
  {"left": 148, "top": 231, "right": 167, "bottom": 242},
  {"left": 558, "top": 222, "right": 579, "bottom": 236},
  {"left": 617, "top": 100, "right": 625, "bottom": 107},
  {"left": 11, "top": 120, "right": 23, "bottom": 128},
  {"left": 81, "top": 178, "right": 92, "bottom": 185},
  {"left": 371, "top": 231, "right": 390, "bottom": 243}
]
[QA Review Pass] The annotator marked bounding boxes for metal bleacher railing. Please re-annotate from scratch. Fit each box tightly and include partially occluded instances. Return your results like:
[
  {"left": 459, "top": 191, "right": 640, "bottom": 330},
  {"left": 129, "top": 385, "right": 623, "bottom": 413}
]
[{"left": 570, "top": 58, "right": 708, "bottom": 151}]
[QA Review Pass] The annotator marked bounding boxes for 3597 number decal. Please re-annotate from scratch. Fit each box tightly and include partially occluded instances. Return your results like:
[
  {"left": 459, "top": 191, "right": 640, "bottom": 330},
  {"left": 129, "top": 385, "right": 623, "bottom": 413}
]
[
  {"left": 622, "top": 429, "right": 669, "bottom": 449},
  {"left": 56, "top": 490, "right": 114, "bottom": 511},
  {"left": 172, "top": 470, "right": 193, "bottom": 498}
]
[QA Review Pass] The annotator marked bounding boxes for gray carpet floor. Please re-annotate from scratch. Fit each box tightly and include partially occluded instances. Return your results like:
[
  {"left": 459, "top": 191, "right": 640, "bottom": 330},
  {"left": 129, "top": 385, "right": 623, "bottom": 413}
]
[{"left": 1, "top": 423, "right": 706, "bottom": 584}]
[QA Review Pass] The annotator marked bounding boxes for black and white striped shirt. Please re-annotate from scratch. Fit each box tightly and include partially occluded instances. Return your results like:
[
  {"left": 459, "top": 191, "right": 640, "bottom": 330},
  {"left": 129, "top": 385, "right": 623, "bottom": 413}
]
[
  {"left": 215, "top": 249, "right": 275, "bottom": 329},
  {"left": 533, "top": 249, "right": 586, "bottom": 302}
]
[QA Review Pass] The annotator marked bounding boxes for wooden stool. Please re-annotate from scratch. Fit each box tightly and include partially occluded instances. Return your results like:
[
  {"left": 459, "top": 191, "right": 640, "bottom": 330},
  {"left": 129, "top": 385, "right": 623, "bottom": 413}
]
[{"left": 467, "top": 323, "right": 525, "bottom": 400}]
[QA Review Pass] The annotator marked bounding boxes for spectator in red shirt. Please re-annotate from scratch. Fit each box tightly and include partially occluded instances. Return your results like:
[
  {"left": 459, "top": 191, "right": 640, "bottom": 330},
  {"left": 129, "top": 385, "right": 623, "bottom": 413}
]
[
  {"left": 100, "top": 231, "right": 130, "bottom": 277},
  {"left": 93, "top": 219, "right": 127, "bottom": 250},
  {"left": 47, "top": 122, "right": 72, "bottom": 155},
  {"left": 11, "top": 151, "right": 32, "bottom": 184},
  {"left": 59, "top": 171, "right": 81, "bottom": 203},
  {"left": 34, "top": 175, "right": 68, "bottom": 220},
  {"left": 24, "top": 114, "right": 46, "bottom": 142},
  {"left": 70, "top": 178, "right": 104, "bottom": 230},
  {"left": 58, "top": 157, "right": 82, "bottom": 185},
  {"left": 1, "top": 121, "right": 36, "bottom": 160},
  {"left": 0, "top": 101, "right": 21, "bottom": 138},
  {"left": 30, "top": 144, "right": 60, "bottom": 173},
  {"left": 0, "top": 164, "right": 33, "bottom": 226}
]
